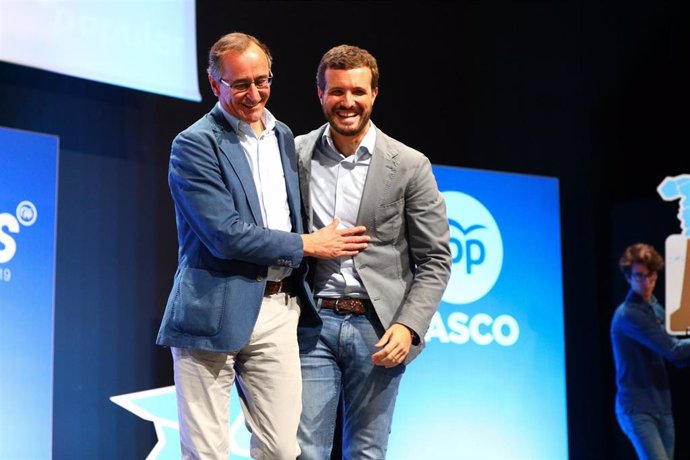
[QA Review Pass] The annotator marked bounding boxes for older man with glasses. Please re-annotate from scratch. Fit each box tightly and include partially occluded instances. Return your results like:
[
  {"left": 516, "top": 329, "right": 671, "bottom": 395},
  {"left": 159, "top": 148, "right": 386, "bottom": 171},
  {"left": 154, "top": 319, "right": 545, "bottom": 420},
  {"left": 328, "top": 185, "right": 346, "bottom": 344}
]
[{"left": 156, "top": 32, "right": 369, "bottom": 460}]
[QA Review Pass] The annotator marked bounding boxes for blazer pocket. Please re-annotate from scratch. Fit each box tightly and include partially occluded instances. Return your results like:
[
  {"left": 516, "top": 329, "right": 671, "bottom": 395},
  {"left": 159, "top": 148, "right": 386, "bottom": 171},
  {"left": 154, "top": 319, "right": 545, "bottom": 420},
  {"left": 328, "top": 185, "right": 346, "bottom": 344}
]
[
  {"left": 374, "top": 198, "right": 405, "bottom": 243},
  {"left": 172, "top": 268, "right": 226, "bottom": 336}
]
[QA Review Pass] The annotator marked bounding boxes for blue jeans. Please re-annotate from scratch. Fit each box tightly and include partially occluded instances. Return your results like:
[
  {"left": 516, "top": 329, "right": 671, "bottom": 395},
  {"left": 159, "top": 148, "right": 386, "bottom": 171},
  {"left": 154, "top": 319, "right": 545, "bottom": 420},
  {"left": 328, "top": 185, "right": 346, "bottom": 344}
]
[
  {"left": 616, "top": 411, "right": 674, "bottom": 460},
  {"left": 298, "top": 307, "right": 405, "bottom": 460}
]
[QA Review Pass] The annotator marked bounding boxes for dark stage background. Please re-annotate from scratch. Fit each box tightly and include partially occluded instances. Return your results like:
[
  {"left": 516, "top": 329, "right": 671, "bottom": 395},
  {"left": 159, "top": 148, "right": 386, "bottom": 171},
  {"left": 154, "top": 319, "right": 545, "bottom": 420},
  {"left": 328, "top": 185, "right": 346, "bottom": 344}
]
[{"left": 1, "top": 2, "right": 689, "bottom": 459}]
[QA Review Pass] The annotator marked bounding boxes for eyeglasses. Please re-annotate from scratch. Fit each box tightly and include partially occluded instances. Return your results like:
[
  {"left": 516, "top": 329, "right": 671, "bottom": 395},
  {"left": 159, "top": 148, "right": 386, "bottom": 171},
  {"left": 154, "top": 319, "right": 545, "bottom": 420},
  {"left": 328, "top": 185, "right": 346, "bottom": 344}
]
[
  {"left": 631, "top": 271, "right": 657, "bottom": 282},
  {"left": 219, "top": 72, "right": 273, "bottom": 93}
]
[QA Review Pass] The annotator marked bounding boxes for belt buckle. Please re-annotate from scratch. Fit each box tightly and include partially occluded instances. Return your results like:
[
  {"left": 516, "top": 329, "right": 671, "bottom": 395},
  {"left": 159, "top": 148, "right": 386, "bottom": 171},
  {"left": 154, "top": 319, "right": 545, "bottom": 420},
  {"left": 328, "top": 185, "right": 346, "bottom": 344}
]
[{"left": 333, "top": 299, "right": 345, "bottom": 314}]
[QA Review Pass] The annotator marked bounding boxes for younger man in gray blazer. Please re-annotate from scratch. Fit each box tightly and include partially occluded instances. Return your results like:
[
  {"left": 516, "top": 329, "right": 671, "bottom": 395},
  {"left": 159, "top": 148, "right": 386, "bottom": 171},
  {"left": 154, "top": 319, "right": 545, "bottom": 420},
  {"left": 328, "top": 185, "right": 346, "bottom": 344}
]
[{"left": 296, "top": 44, "right": 452, "bottom": 459}]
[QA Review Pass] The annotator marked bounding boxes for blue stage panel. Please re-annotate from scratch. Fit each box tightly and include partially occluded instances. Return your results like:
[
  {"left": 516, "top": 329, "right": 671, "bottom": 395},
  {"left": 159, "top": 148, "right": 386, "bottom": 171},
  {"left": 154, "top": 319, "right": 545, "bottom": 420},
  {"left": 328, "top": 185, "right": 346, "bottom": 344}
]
[
  {"left": 0, "top": 126, "right": 59, "bottom": 460},
  {"left": 387, "top": 165, "right": 568, "bottom": 460}
]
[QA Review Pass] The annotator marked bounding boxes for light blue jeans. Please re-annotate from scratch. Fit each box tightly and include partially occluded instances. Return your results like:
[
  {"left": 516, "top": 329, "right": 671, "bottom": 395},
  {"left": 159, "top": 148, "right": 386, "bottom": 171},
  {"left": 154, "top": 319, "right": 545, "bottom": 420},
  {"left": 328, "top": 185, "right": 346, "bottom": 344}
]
[
  {"left": 616, "top": 411, "right": 674, "bottom": 460},
  {"left": 298, "top": 307, "right": 405, "bottom": 460}
]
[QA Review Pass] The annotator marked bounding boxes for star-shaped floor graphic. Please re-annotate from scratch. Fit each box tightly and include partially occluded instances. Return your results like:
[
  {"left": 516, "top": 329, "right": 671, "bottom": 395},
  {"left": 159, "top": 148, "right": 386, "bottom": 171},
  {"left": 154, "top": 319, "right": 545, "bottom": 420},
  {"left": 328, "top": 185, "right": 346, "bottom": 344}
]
[{"left": 110, "top": 386, "right": 251, "bottom": 459}]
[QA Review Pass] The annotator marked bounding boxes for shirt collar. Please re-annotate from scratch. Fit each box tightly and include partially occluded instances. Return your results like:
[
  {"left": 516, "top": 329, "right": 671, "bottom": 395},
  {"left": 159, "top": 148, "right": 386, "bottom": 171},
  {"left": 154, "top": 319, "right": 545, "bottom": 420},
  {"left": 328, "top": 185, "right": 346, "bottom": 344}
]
[
  {"left": 625, "top": 289, "right": 657, "bottom": 306},
  {"left": 321, "top": 121, "right": 377, "bottom": 159},
  {"left": 217, "top": 102, "right": 276, "bottom": 136}
]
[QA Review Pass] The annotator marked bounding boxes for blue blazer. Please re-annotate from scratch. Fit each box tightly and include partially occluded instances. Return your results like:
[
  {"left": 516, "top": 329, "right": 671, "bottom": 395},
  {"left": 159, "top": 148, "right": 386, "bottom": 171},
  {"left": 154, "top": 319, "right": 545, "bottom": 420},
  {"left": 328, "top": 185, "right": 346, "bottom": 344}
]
[{"left": 156, "top": 105, "right": 320, "bottom": 352}]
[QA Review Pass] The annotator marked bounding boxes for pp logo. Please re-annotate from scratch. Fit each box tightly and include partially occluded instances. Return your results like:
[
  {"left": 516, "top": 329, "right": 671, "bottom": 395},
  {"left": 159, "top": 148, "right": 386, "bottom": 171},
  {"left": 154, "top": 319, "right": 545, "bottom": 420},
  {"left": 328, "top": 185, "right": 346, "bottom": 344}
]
[
  {"left": 442, "top": 191, "right": 503, "bottom": 304},
  {"left": 0, "top": 200, "right": 38, "bottom": 264}
]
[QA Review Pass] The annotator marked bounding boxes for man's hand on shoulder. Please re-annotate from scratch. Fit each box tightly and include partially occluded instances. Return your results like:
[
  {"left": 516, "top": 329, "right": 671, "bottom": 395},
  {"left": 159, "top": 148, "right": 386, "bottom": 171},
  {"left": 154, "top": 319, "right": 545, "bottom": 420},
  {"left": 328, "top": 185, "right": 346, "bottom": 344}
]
[{"left": 302, "top": 218, "right": 369, "bottom": 259}]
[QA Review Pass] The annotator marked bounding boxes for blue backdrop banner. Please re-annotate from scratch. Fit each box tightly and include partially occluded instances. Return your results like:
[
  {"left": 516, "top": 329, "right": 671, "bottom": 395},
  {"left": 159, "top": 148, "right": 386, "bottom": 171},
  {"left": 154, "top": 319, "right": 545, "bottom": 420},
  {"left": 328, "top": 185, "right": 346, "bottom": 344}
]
[
  {"left": 0, "top": 126, "right": 59, "bottom": 459},
  {"left": 387, "top": 164, "right": 568, "bottom": 459}
]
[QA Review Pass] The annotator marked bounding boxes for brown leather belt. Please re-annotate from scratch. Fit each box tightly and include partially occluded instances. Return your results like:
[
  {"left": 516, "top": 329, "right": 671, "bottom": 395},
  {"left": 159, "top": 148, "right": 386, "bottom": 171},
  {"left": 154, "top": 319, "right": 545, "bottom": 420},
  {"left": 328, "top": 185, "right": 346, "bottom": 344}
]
[
  {"left": 319, "top": 298, "right": 371, "bottom": 315},
  {"left": 264, "top": 279, "right": 293, "bottom": 296}
]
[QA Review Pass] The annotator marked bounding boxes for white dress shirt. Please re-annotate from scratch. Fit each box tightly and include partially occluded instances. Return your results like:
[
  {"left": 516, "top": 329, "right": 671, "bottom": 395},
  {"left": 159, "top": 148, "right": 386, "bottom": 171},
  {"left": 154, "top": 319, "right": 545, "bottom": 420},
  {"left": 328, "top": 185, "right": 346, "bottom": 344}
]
[{"left": 218, "top": 103, "right": 292, "bottom": 281}]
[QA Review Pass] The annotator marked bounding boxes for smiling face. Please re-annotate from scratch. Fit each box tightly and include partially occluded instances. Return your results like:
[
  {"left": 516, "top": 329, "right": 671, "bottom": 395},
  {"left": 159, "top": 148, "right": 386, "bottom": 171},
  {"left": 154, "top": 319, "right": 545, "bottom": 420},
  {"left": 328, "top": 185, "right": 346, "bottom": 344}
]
[
  {"left": 208, "top": 42, "right": 271, "bottom": 130},
  {"left": 318, "top": 67, "right": 378, "bottom": 143}
]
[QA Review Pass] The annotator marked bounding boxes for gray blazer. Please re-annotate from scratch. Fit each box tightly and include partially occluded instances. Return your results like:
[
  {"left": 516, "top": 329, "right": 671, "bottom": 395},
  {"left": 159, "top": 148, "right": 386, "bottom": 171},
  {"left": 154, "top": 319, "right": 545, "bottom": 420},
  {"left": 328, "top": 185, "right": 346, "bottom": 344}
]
[{"left": 297, "top": 124, "right": 452, "bottom": 363}]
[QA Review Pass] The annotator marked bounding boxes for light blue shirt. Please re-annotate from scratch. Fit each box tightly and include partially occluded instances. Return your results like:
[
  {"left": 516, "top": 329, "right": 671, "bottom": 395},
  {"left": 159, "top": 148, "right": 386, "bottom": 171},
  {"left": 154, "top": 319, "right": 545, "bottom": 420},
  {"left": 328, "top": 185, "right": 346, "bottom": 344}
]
[
  {"left": 310, "top": 122, "right": 377, "bottom": 298},
  {"left": 218, "top": 103, "right": 292, "bottom": 281}
]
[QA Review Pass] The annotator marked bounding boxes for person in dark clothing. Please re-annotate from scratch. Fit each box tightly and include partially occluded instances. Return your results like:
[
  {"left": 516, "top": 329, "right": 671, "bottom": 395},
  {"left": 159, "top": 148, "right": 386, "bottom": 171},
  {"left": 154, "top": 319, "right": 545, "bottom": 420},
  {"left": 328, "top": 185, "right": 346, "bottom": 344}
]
[{"left": 611, "top": 242, "right": 690, "bottom": 460}]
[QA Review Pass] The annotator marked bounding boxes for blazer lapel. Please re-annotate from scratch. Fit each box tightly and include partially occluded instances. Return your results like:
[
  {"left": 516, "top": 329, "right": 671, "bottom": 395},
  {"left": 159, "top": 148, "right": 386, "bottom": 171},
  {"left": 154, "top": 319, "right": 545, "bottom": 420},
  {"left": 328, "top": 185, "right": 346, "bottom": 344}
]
[
  {"left": 210, "top": 107, "right": 264, "bottom": 226},
  {"left": 297, "top": 126, "right": 326, "bottom": 231},
  {"left": 276, "top": 126, "right": 302, "bottom": 233},
  {"left": 357, "top": 129, "right": 399, "bottom": 228},
  {"left": 298, "top": 153, "right": 312, "bottom": 230}
]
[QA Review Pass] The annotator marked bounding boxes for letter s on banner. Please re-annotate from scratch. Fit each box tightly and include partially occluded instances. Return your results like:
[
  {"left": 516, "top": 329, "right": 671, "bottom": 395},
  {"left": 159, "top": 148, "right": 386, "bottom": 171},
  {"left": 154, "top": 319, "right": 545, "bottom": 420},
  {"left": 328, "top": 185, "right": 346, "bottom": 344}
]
[{"left": 0, "top": 213, "right": 20, "bottom": 264}]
